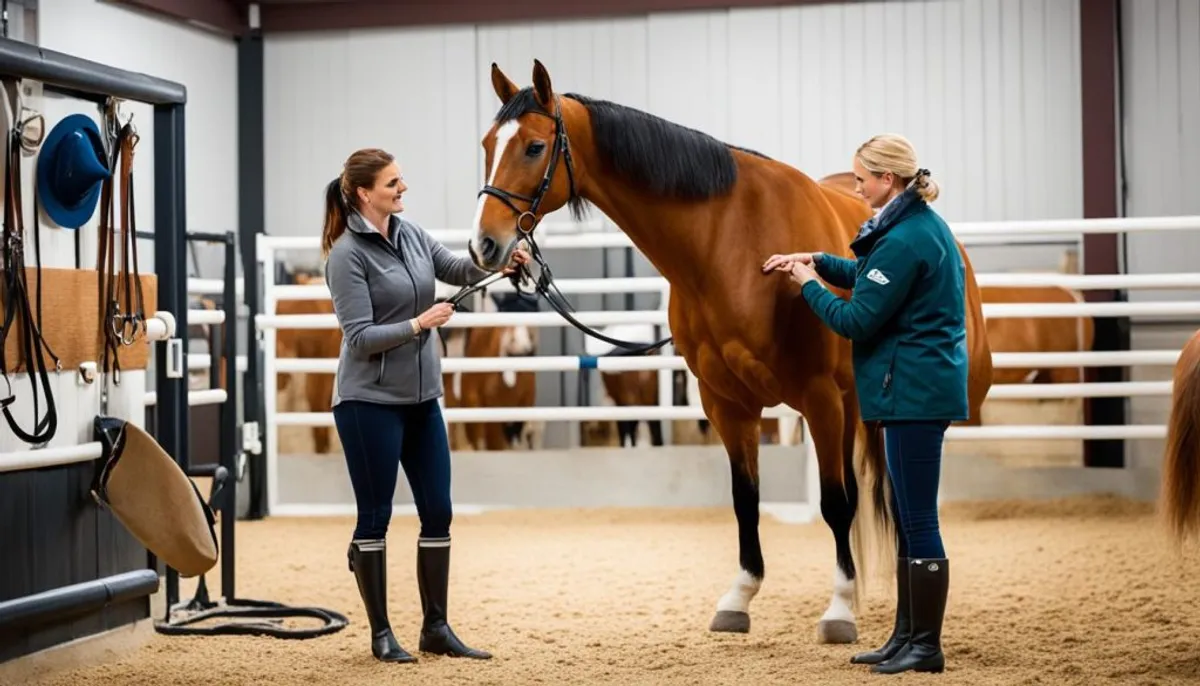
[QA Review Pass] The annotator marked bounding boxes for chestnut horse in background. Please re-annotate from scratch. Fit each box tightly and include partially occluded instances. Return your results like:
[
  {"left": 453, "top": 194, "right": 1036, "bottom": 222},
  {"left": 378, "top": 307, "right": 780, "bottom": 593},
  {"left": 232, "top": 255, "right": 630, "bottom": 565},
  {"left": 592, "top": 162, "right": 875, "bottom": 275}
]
[
  {"left": 1161, "top": 328, "right": 1200, "bottom": 547},
  {"left": 275, "top": 273, "right": 340, "bottom": 453},
  {"left": 470, "top": 60, "right": 992, "bottom": 642}
]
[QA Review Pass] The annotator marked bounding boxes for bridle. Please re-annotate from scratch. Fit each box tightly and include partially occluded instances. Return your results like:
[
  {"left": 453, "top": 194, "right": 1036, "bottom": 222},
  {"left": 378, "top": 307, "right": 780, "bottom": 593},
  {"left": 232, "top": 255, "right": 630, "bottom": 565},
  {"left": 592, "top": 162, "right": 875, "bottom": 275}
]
[{"left": 465, "top": 96, "right": 673, "bottom": 357}]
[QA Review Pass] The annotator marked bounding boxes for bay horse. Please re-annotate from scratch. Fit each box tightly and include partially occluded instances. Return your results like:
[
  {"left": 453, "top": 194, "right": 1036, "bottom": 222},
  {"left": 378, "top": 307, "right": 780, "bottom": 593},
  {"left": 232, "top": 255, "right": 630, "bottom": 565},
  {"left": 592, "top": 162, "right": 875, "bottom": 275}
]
[
  {"left": 440, "top": 292, "right": 540, "bottom": 451},
  {"left": 1161, "top": 327, "right": 1200, "bottom": 547},
  {"left": 471, "top": 60, "right": 992, "bottom": 642}
]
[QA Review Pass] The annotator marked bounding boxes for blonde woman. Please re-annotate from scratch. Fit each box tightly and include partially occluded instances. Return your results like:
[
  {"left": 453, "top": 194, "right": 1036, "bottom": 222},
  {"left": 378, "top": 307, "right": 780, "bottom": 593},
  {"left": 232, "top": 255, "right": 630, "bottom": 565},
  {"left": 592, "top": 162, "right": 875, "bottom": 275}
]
[{"left": 762, "top": 134, "right": 964, "bottom": 675}]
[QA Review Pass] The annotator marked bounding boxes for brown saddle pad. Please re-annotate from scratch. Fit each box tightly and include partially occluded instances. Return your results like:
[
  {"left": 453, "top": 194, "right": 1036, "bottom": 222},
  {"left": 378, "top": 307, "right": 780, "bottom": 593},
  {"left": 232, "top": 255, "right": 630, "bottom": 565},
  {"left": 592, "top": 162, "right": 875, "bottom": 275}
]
[{"left": 92, "top": 416, "right": 219, "bottom": 578}]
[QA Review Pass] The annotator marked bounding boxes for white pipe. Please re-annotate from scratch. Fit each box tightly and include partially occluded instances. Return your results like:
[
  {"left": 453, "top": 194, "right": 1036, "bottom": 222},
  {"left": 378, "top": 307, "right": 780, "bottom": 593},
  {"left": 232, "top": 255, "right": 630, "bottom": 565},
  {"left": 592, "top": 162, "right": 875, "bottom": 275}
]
[
  {"left": 983, "top": 301, "right": 1200, "bottom": 318},
  {"left": 974, "top": 272, "right": 1200, "bottom": 290},
  {"left": 985, "top": 381, "right": 1170, "bottom": 399},
  {"left": 259, "top": 215, "right": 1200, "bottom": 256},
  {"left": 274, "top": 404, "right": 800, "bottom": 426},
  {"left": 270, "top": 272, "right": 1200, "bottom": 302},
  {"left": 189, "top": 309, "right": 226, "bottom": 326},
  {"left": 945, "top": 424, "right": 1166, "bottom": 440},
  {"left": 259, "top": 220, "right": 604, "bottom": 253},
  {"left": 992, "top": 350, "right": 1180, "bottom": 367},
  {"left": 0, "top": 442, "right": 104, "bottom": 473},
  {"left": 256, "top": 310, "right": 671, "bottom": 330},
  {"left": 274, "top": 349, "right": 1182, "bottom": 376},
  {"left": 951, "top": 214, "right": 1200, "bottom": 238},
  {"left": 144, "top": 389, "right": 228, "bottom": 407},
  {"left": 189, "top": 354, "right": 248, "bottom": 372},
  {"left": 256, "top": 300, "right": 1200, "bottom": 330},
  {"left": 145, "top": 311, "right": 176, "bottom": 342},
  {"left": 188, "top": 277, "right": 245, "bottom": 295}
]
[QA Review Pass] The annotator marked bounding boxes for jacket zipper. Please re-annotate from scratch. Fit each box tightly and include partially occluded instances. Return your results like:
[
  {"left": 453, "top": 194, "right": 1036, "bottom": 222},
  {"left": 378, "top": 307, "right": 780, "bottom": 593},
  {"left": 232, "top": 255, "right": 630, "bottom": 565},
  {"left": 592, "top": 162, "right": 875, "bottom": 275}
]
[
  {"left": 366, "top": 229, "right": 418, "bottom": 396},
  {"left": 397, "top": 237, "right": 422, "bottom": 400}
]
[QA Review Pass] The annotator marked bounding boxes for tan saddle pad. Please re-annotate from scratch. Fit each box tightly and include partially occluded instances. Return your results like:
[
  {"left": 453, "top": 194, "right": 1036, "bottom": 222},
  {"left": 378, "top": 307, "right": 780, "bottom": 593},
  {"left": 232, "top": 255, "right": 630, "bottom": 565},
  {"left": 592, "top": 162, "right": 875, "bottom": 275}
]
[{"left": 92, "top": 416, "right": 219, "bottom": 578}]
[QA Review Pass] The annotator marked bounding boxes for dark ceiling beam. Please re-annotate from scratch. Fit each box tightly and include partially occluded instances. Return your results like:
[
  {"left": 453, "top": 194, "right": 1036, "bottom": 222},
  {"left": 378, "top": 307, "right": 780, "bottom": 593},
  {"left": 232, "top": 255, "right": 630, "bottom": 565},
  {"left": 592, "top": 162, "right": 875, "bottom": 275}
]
[
  {"left": 107, "top": 0, "right": 246, "bottom": 36},
  {"left": 258, "top": 0, "right": 844, "bottom": 33}
]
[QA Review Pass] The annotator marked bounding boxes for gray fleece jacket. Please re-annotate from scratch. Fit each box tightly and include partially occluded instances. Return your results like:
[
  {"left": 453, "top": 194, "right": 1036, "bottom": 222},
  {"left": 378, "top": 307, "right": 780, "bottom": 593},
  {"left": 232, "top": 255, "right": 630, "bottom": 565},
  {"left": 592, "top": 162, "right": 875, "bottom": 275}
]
[{"left": 324, "top": 211, "right": 489, "bottom": 406}]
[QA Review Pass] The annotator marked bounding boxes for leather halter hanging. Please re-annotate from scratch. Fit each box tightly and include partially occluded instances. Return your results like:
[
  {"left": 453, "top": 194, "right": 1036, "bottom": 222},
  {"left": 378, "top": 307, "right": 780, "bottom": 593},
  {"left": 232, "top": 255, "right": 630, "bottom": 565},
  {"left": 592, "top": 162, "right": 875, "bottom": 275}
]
[
  {"left": 95, "top": 100, "right": 146, "bottom": 400},
  {"left": 0, "top": 78, "right": 59, "bottom": 446},
  {"left": 469, "top": 96, "right": 673, "bottom": 357}
]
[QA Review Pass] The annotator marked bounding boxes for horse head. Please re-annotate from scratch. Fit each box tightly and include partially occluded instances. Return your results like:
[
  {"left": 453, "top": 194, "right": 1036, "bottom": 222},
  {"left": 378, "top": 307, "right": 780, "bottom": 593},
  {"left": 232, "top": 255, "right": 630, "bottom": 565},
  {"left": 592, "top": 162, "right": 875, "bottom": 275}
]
[{"left": 471, "top": 60, "right": 585, "bottom": 272}]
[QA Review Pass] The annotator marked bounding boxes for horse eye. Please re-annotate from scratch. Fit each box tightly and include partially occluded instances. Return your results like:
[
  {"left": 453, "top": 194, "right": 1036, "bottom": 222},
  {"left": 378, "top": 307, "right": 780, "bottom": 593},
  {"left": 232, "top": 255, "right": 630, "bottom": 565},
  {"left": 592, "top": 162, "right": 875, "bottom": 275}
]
[{"left": 525, "top": 141, "right": 546, "bottom": 157}]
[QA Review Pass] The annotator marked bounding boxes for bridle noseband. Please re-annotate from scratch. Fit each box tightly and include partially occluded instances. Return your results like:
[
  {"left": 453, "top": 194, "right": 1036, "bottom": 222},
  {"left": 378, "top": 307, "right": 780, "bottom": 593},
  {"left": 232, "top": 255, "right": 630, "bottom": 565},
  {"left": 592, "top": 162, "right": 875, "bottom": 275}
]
[{"left": 462, "top": 96, "right": 673, "bottom": 357}]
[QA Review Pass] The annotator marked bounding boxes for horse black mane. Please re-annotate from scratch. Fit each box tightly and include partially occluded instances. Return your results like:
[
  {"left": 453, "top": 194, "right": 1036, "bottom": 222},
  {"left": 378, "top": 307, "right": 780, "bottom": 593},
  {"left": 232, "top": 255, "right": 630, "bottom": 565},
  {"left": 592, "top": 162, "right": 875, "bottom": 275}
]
[{"left": 493, "top": 88, "right": 771, "bottom": 219}]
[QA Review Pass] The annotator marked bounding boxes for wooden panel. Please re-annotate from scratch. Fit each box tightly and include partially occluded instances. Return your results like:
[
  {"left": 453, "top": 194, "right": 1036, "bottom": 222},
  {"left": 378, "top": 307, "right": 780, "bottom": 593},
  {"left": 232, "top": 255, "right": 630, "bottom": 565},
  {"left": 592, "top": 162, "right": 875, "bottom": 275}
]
[{"left": 1, "top": 268, "right": 158, "bottom": 373}]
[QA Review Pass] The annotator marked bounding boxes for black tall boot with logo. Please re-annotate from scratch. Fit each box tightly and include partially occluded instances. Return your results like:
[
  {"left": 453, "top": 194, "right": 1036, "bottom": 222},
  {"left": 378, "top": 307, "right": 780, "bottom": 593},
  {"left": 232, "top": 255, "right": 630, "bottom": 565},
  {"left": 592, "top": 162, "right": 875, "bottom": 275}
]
[
  {"left": 872, "top": 558, "right": 949, "bottom": 675},
  {"left": 348, "top": 540, "right": 417, "bottom": 663},
  {"left": 850, "top": 557, "right": 911, "bottom": 665},
  {"left": 416, "top": 538, "right": 492, "bottom": 659}
]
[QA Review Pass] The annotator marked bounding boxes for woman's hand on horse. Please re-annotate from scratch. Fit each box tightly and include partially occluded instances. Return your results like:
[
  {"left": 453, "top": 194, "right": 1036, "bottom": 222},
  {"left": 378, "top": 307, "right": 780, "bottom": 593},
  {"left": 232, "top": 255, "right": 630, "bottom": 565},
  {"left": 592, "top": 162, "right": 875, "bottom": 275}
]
[
  {"left": 418, "top": 302, "right": 455, "bottom": 329},
  {"left": 787, "top": 261, "right": 820, "bottom": 286},
  {"left": 762, "top": 252, "right": 820, "bottom": 273},
  {"left": 501, "top": 246, "right": 532, "bottom": 275}
]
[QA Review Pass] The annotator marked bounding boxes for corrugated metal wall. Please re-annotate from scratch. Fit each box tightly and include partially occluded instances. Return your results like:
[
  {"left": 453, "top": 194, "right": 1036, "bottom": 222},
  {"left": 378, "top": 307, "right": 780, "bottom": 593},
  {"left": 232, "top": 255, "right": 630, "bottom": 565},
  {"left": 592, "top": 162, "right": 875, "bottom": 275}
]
[
  {"left": 265, "top": 0, "right": 1084, "bottom": 244},
  {"left": 264, "top": 0, "right": 1085, "bottom": 446},
  {"left": 1121, "top": 0, "right": 1200, "bottom": 303}
]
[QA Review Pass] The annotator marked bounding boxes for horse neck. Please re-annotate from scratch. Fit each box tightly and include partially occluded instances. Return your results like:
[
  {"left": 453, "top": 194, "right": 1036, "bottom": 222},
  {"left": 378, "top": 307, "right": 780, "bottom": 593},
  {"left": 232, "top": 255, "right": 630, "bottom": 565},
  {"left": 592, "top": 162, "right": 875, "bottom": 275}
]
[{"left": 574, "top": 167, "right": 731, "bottom": 290}]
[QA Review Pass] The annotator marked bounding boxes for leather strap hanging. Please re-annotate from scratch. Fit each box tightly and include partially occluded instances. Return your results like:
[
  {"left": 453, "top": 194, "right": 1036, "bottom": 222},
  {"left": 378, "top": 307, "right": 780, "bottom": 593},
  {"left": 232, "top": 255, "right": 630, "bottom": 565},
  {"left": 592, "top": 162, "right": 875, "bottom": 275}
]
[
  {"left": 95, "top": 101, "right": 145, "bottom": 400},
  {"left": 0, "top": 78, "right": 58, "bottom": 446}
]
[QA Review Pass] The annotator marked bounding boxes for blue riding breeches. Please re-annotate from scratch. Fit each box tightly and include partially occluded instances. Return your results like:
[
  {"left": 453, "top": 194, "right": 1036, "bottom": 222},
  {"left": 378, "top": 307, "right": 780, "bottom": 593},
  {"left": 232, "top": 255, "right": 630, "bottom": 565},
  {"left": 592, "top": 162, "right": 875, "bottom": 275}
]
[
  {"left": 883, "top": 420, "right": 949, "bottom": 559},
  {"left": 332, "top": 398, "right": 453, "bottom": 542}
]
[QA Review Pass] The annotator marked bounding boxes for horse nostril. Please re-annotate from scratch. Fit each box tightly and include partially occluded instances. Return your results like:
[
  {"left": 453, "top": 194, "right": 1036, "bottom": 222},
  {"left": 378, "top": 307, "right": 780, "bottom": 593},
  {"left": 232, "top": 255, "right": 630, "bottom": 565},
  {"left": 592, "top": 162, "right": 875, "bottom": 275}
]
[{"left": 480, "top": 236, "right": 499, "bottom": 263}]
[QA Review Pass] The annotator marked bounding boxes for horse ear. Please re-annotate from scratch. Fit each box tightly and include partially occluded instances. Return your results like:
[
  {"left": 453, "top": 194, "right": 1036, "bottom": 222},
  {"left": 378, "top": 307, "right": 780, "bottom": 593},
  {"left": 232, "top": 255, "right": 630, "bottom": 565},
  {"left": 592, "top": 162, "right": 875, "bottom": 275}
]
[
  {"left": 491, "top": 62, "right": 519, "bottom": 104},
  {"left": 531, "top": 58, "right": 554, "bottom": 111}
]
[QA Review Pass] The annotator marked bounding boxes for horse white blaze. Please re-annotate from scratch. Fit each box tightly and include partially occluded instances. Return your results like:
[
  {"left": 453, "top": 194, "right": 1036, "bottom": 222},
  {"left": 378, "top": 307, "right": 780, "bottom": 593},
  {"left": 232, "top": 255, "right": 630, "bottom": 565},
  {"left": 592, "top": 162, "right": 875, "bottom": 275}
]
[
  {"left": 715, "top": 569, "right": 761, "bottom": 614},
  {"left": 499, "top": 325, "right": 535, "bottom": 388},
  {"left": 819, "top": 566, "right": 856, "bottom": 623},
  {"left": 471, "top": 119, "right": 522, "bottom": 255}
]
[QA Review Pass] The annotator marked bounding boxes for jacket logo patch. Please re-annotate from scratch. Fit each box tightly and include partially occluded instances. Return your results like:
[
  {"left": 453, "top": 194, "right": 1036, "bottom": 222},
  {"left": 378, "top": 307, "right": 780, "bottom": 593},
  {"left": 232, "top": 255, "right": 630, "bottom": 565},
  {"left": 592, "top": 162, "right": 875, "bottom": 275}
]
[{"left": 866, "top": 268, "right": 890, "bottom": 285}]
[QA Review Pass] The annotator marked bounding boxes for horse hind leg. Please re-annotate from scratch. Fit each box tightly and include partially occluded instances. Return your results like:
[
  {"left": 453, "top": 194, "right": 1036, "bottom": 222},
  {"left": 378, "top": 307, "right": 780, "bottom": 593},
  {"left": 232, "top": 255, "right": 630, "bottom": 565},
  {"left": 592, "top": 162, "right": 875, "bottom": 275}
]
[
  {"left": 800, "top": 381, "right": 865, "bottom": 644},
  {"left": 700, "top": 386, "right": 765, "bottom": 634}
]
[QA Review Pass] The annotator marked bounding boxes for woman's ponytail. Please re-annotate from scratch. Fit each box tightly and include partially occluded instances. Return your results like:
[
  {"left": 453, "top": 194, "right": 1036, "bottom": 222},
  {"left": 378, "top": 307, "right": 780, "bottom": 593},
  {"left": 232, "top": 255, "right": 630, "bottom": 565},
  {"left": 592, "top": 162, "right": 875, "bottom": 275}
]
[{"left": 321, "top": 176, "right": 349, "bottom": 259}]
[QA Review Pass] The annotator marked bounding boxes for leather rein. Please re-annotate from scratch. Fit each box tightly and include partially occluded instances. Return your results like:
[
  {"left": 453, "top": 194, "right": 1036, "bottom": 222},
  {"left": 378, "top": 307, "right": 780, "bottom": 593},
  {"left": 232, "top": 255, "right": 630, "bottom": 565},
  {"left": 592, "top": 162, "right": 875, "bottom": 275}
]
[
  {"left": 463, "top": 96, "right": 672, "bottom": 357},
  {"left": 0, "top": 78, "right": 59, "bottom": 446}
]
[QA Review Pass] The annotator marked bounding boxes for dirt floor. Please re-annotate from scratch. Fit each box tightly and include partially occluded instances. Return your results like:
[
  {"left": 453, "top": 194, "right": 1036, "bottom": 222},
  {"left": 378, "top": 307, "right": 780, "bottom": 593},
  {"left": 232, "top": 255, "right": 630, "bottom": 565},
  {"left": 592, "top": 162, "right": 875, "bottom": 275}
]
[{"left": 14, "top": 495, "right": 1200, "bottom": 686}]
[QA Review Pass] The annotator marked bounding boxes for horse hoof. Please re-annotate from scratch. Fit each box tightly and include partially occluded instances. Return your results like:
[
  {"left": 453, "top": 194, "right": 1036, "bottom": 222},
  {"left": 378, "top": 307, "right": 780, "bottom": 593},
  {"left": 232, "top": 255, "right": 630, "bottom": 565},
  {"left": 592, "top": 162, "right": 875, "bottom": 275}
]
[
  {"left": 816, "top": 619, "right": 857, "bottom": 644},
  {"left": 709, "top": 610, "right": 750, "bottom": 633}
]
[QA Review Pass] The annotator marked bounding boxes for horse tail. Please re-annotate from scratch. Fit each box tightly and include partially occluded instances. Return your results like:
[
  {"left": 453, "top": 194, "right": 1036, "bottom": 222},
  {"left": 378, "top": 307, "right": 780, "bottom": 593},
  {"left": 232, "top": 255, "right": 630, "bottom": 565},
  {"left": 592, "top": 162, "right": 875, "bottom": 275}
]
[
  {"left": 1162, "top": 329, "right": 1200, "bottom": 547},
  {"left": 850, "top": 416, "right": 895, "bottom": 596}
]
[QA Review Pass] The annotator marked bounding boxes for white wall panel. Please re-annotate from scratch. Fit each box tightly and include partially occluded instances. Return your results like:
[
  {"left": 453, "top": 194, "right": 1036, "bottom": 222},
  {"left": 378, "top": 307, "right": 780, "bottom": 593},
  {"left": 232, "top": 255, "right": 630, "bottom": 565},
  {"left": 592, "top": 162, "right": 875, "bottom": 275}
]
[{"left": 1122, "top": 0, "right": 1200, "bottom": 300}]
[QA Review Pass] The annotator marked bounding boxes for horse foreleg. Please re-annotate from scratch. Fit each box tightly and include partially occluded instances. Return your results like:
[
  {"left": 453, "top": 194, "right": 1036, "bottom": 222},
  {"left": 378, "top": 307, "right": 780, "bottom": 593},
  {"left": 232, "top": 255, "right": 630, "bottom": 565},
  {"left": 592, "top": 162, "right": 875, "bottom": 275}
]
[
  {"left": 647, "top": 420, "right": 664, "bottom": 446},
  {"left": 701, "top": 386, "right": 764, "bottom": 634},
  {"left": 616, "top": 420, "right": 636, "bottom": 447},
  {"left": 800, "top": 383, "right": 859, "bottom": 644}
]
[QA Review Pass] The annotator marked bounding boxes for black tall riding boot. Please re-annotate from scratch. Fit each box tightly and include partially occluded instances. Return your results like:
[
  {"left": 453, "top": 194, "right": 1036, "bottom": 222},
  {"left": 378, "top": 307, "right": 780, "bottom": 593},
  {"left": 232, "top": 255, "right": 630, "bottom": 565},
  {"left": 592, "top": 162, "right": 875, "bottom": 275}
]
[
  {"left": 850, "top": 558, "right": 911, "bottom": 665},
  {"left": 872, "top": 558, "right": 948, "bottom": 675},
  {"left": 349, "top": 540, "right": 417, "bottom": 663},
  {"left": 416, "top": 539, "right": 492, "bottom": 659}
]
